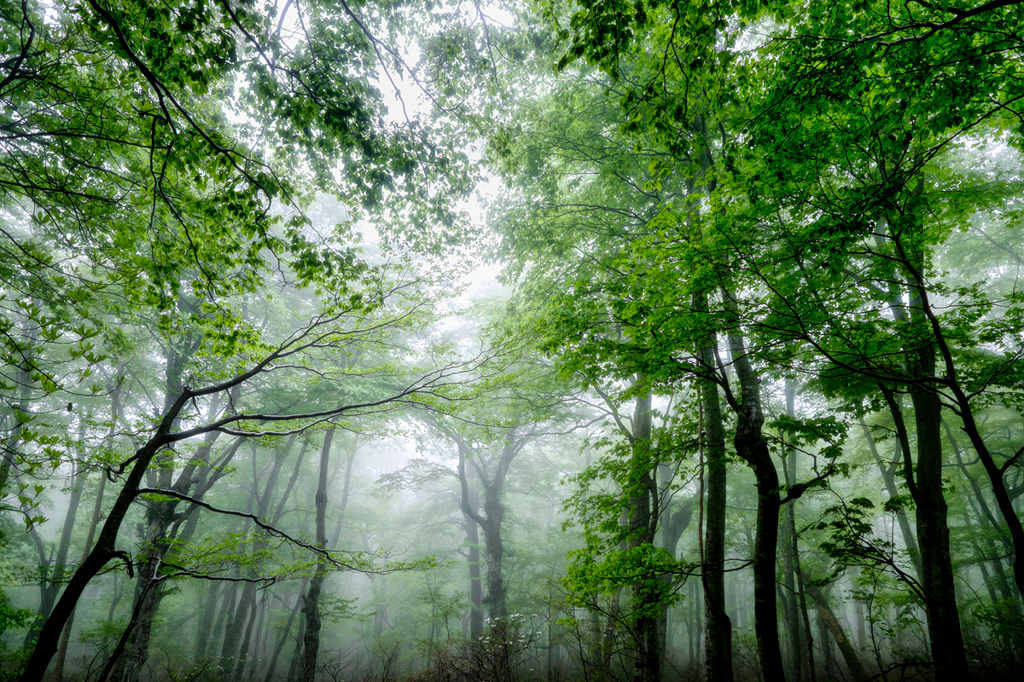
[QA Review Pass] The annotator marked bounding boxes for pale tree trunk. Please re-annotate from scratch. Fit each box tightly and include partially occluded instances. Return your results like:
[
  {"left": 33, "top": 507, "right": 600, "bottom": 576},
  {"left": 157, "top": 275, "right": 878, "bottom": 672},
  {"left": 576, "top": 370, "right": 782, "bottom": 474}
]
[
  {"left": 221, "top": 436, "right": 297, "bottom": 682},
  {"left": 859, "top": 416, "right": 922, "bottom": 580},
  {"left": 803, "top": 582, "right": 868, "bottom": 682},
  {"left": 25, "top": 413, "right": 91, "bottom": 650},
  {"left": 264, "top": 580, "right": 307, "bottom": 682},
  {"left": 459, "top": 461, "right": 483, "bottom": 639},
  {"left": 656, "top": 493, "right": 691, "bottom": 672},
  {"left": 260, "top": 440, "right": 314, "bottom": 682}
]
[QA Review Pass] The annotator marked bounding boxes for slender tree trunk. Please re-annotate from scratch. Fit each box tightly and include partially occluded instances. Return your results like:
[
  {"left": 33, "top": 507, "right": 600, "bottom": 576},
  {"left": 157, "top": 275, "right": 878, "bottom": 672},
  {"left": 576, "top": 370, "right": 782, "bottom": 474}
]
[
  {"left": 944, "top": 418, "right": 1019, "bottom": 603},
  {"left": 804, "top": 583, "right": 868, "bottom": 682},
  {"left": 657, "top": 495, "right": 691, "bottom": 672},
  {"left": 300, "top": 428, "right": 334, "bottom": 682},
  {"left": 264, "top": 582, "right": 307, "bottom": 682},
  {"left": 781, "top": 381, "right": 804, "bottom": 682},
  {"left": 195, "top": 581, "right": 223, "bottom": 660},
  {"left": 860, "top": 416, "right": 923, "bottom": 579},
  {"left": 700, "top": 343, "right": 733, "bottom": 682},
  {"left": 287, "top": 608, "right": 306, "bottom": 682},
  {"left": 221, "top": 439, "right": 293, "bottom": 681},
  {"left": 55, "top": 379, "right": 123, "bottom": 682},
  {"left": 231, "top": 597, "right": 261, "bottom": 682},
  {"left": 25, "top": 437, "right": 88, "bottom": 649},
  {"left": 793, "top": 548, "right": 816, "bottom": 682}
]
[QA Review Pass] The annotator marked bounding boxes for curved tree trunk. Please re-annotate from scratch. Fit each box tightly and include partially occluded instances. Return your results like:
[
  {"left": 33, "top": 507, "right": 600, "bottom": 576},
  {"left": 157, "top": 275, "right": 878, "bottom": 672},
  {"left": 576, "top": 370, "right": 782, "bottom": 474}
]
[{"left": 726, "top": 325, "right": 785, "bottom": 682}]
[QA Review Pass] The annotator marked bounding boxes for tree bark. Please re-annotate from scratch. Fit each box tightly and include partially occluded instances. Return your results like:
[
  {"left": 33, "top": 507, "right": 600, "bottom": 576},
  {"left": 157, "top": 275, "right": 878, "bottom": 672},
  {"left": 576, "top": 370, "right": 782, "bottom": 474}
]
[
  {"left": 264, "top": 582, "right": 307, "bottom": 682},
  {"left": 25, "top": 424, "right": 89, "bottom": 650},
  {"left": 54, "top": 378, "right": 123, "bottom": 682}
]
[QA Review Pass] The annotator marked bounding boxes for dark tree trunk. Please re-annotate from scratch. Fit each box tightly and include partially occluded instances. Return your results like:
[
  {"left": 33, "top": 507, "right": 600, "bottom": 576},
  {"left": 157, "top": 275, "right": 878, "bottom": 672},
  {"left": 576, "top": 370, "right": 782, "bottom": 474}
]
[
  {"left": 726, "top": 327, "right": 785, "bottom": 682},
  {"left": 629, "top": 388, "right": 659, "bottom": 682},
  {"left": 944, "top": 418, "right": 1020, "bottom": 602},
  {"left": 18, "top": 386, "right": 195, "bottom": 682},
  {"left": 300, "top": 428, "right": 334, "bottom": 682},
  {"left": 700, "top": 346, "right": 733, "bottom": 682},
  {"left": 456, "top": 430, "right": 525, "bottom": 625},
  {"left": 909, "top": 379, "right": 970, "bottom": 682}
]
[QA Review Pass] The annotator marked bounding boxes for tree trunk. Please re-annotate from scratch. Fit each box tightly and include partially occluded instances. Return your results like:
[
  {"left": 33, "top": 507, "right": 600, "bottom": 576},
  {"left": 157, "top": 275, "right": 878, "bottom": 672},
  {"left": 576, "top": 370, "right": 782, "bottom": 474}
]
[
  {"left": 726, "top": 326, "right": 785, "bottom": 682},
  {"left": 481, "top": 482, "right": 507, "bottom": 621},
  {"left": 264, "top": 582, "right": 307, "bottom": 682},
  {"left": 804, "top": 583, "right": 868, "bottom": 682},
  {"left": 781, "top": 381, "right": 804, "bottom": 682},
  {"left": 18, "top": 384, "right": 197, "bottom": 682},
  {"left": 195, "top": 581, "right": 223, "bottom": 660},
  {"left": 860, "top": 416, "right": 923, "bottom": 580},
  {"left": 700, "top": 345, "right": 733, "bottom": 682},
  {"left": 944, "top": 418, "right": 1019, "bottom": 603},
  {"left": 221, "top": 438, "right": 294, "bottom": 681},
  {"left": 629, "top": 387, "right": 659, "bottom": 682},
  {"left": 25, "top": 439, "right": 88, "bottom": 649},
  {"left": 906, "top": 345, "right": 971, "bottom": 682},
  {"left": 461, "top": 465, "right": 483, "bottom": 639},
  {"left": 300, "top": 428, "right": 334, "bottom": 682},
  {"left": 54, "top": 379, "right": 123, "bottom": 682}
]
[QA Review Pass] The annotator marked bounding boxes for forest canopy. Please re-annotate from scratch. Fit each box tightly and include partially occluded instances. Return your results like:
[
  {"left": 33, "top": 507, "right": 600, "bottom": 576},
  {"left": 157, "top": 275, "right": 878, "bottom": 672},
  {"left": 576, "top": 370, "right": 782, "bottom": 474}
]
[{"left": 1, "top": 1, "right": 1023, "bottom": 682}]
